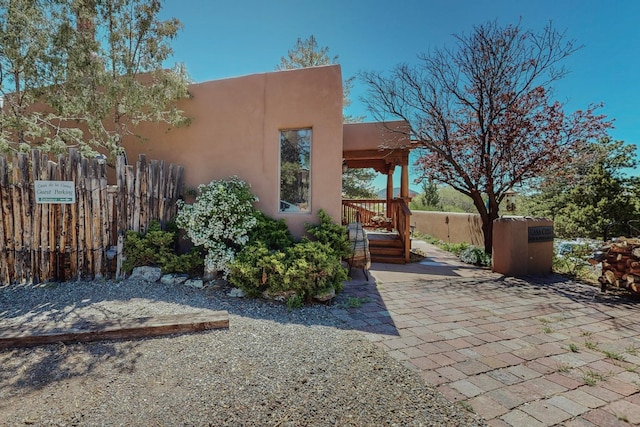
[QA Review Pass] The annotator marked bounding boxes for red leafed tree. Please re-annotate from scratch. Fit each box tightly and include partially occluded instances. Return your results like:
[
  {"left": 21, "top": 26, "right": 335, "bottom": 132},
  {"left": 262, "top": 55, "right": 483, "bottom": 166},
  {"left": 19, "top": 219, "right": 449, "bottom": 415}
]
[{"left": 361, "top": 21, "right": 611, "bottom": 253}]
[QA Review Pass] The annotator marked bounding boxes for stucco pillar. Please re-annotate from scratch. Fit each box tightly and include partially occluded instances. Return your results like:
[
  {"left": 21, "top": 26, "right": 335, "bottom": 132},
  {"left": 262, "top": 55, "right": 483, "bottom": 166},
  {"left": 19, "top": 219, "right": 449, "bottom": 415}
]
[{"left": 492, "top": 217, "right": 553, "bottom": 276}]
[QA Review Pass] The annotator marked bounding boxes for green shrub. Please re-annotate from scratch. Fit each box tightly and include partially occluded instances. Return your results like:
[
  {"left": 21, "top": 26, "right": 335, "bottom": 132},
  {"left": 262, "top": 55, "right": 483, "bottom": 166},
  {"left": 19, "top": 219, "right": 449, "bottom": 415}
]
[
  {"left": 227, "top": 241, "right": 287, "bottom": 297},
  {"left": 229, "top": 210, "right": 348, "bottom": 303},
  {"left": 123, "top": 220, "right": 204, "bottom": 275},
  {"left": 305, "top": 209, "right": 352, "bottom": 259},
  {"left": 553, "top": 244, "right": 595, "bottom": 280},
  {"left": 441, "top": 241, "right": 470, "bottom": 256},
  {"left": 249, "top": 210, "right": 295, "bottom": 250},
  {"left": 281, "top": 240, "right": 347, "bottom": 298},
  {"left": 229, "top": 240, "right": 346, "bottom": 302},
  {"left": 286, "top": 294, "right": 304, "bottom": 310},
  {"left": 459, "top": 246, "right": 491, "bottom": 267}
]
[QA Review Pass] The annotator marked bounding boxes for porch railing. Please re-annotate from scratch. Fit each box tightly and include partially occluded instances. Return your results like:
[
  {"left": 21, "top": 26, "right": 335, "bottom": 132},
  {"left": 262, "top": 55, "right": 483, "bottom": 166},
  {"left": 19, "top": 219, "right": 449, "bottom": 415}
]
[
  {"left": 389, "top": 198, "right": 412, "bottom": 262},
  {"left": 341, "top": 199, "right": 387, "bottom": 227},
  {"left": 342, "top": 198, "right": 412, "bottom": 262}
]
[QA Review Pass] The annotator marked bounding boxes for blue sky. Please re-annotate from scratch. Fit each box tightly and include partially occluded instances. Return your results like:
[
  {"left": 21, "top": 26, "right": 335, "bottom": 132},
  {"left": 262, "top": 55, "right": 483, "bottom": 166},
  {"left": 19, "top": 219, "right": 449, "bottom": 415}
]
[{"left": 159, "top": 0, "right": 640, "bottom": 191}]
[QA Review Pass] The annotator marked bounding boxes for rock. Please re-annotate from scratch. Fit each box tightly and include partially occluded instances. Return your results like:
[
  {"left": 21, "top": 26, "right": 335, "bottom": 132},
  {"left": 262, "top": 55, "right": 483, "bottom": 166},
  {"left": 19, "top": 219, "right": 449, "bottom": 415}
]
[
  {"left": 314, "top": 287, "right": 336, "bottom": 302},
  {"left": 227, "top": 287, "right": 246, "bottom": 298},
  {"left": 184, "top": 279, "right": 204, "bottom": 289},
  {"left": 208, "top": 279, "right": 229, "bottom": 290},
  {"left": 262, "top": 289, "right": 296, "bottom": 302},
  {"left": 160, "top": 273, "right": 189, "bottom": 286},
  {"left": 203, "top": 270, "right": 218, "bottom": 281},
  {"left": 130, "top": 266, "right": 162, "bottom": 283}
]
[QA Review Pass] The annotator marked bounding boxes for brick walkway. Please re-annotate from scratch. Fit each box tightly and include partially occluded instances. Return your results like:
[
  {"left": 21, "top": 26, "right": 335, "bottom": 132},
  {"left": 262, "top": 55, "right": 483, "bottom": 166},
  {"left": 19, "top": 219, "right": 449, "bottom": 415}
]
[{"left": 330, "top": 241, "right": 640, "bottom": 426}]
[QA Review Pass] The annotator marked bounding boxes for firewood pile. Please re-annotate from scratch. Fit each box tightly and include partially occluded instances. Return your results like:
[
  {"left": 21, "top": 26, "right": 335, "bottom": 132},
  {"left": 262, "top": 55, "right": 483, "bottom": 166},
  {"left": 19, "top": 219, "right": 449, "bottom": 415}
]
[{"left": 593, "top": 237, "right": 640, "bottom": 293}]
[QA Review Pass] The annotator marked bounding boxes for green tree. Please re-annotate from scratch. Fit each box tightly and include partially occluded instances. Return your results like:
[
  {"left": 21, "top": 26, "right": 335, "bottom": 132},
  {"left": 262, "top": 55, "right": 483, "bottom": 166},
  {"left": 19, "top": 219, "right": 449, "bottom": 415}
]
[
  {"left": 0, "top": 0, "right": 189, "bottom": 160},
  {"left": 524, "top": 137, "right": 640, "bottom": 239},
  {"left": 277, "top": 35, "right": 362, "bottom": 123},
  {"left": 435, "top": 185, "right": 478, "bottom": 213},
  {"left": 410, "top": 179, "right": 441, "bottom": 211},
  {"left": 421, "top": 179, "right": 440, "bottom": 208},
  {"left": 0, "top": 0, "right": 75, "bottom": 153},
  {"left": 341, "top": 167, "right": 376, "bottom": 199},
  {"left": 277, "top": 35, "right": 375, "bottom": 199},
  {"left": 361, "top": 21, "right": 611, "bottom": 253}
]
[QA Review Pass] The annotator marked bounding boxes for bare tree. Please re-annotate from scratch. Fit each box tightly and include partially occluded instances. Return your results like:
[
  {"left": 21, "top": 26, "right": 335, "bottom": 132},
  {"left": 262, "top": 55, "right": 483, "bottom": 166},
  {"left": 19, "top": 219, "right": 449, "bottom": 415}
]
[{"left": 361, "top": 21, "right": 611, "bottom": 253}]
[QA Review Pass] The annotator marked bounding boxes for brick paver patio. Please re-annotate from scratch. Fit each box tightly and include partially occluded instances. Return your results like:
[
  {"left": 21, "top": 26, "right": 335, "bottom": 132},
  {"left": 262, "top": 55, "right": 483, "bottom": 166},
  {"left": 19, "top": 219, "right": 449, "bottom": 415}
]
[{"left": 331, "top": 241, "right": 640, "bottom": 426}]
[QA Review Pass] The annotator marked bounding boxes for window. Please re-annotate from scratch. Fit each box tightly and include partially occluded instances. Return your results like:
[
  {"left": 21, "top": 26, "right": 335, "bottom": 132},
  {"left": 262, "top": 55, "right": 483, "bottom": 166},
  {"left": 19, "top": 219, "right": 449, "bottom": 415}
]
[{"left": 279, "top": 128, "right": 311, "bottom": 213}]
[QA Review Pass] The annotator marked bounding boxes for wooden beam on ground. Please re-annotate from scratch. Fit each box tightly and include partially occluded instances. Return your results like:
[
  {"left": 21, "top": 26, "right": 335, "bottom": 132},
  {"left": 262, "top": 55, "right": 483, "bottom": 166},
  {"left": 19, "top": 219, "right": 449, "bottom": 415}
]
[{"left": 0, "top": 311, "right": 229, "bottom": 349}]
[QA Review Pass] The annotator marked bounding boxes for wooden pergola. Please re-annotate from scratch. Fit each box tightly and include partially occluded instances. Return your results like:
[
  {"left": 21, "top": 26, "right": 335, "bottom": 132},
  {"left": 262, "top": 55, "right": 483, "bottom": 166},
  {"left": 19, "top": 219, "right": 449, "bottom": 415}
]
[
  {"left": 342, "top": 121, "right": 414, "bottom": 263},
  {"left": 342, "top": 120, "right": 413, "bottom": 207},
  {"left": 343, "top": 147, "right": 411, "bottom": 211}
]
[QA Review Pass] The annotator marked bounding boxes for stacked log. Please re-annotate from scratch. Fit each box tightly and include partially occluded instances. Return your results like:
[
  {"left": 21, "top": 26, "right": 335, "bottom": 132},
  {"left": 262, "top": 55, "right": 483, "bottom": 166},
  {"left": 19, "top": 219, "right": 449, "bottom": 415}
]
[{"left": 595, "top": 237, "right": 640, "bottom": 293}]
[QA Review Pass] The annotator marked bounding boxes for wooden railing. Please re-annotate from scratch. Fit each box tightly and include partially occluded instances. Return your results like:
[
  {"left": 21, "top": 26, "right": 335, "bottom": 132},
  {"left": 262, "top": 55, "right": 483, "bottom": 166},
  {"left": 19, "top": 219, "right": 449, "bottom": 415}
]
[
  {"left": 342, "top": 198, "right": 412, "bottom": 262},
  {"left": 341, "top": 199, "right": 386, "bottom": 227},
  {"left": 389, "top": 198, "right": 412, "bottom": 262}
]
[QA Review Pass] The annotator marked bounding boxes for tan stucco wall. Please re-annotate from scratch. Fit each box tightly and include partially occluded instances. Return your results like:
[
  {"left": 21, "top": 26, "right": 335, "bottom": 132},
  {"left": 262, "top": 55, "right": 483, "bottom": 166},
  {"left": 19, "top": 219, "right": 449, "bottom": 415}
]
[
  {"left": 411, "top": 211, "right": 484, "bottom": 246},
  {"left": 343, "top": 121, "right": 411, "bottom": 151},
  {"left": 121, "top": 65, "right": 344, "bottom": 237}
]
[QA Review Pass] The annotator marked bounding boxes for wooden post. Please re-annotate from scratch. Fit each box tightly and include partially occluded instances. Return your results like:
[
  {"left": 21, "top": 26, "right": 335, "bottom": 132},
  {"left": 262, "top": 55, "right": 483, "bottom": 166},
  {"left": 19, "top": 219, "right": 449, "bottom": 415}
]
[
  {"left": 39, "top": 160, "right": 50, "bottom": 282},
  {"left": 47, "top": 160, "right": 58, "bottom": 281},
  {"left": 0, "top": 156, "right": 9, "bottom": 283},
  {"left": 91, "top": 177, "right": 103, "bottom": 279},
  {"left": 0, "top": 149, "right": 186, "bottom": 283},
  {"left": 115, "top": 233, "right": 124, "bottom": 280},
  {"left": 30, "top": 151, "right": 42, "bottom": 283},
  {"left": 386, "top": 164, "right": 395, "bottom": 218},
  {"left": 401, "top": 160, "right": 409, "bottom": 200},
  {"left": 125, "top": 165, "right": 135, "bottom": 231},
  {"left": 69, "top": 150, "right": 80, "bottom": 280},
  {"left": 12, "top": 154, "right": 26, "bottom": 282},
  {"left": 115, "top": 155, "right": 127, "bottom": 236}
]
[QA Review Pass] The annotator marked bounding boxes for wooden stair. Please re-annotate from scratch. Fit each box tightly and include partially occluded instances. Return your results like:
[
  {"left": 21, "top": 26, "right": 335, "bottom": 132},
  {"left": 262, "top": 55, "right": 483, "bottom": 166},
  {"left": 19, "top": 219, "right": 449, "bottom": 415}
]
[{"left": 368, "top": 232, "right": 406, "bottom": 264}]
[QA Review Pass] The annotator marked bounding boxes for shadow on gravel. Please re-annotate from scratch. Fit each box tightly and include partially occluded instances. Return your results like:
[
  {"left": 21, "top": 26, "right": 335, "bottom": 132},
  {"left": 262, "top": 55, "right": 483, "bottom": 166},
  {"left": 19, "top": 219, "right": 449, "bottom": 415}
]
[
  {"left": 0, "top": 339, "right": 141, "bottom": 399},
  {"left": 0, "top": 270, "right": 396, "bottom": 341},
  {"left": 0, "top": 269, "right": 396, "bottom": 398}
]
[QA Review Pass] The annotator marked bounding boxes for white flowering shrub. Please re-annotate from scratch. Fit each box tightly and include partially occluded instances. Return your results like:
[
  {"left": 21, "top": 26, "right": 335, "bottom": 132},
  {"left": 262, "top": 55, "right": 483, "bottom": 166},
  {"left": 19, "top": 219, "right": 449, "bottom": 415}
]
[
  {"left": 459, "top": 245, "right": 491, "bottom": 267},
  {"left": 176, "top": 176, "right": 258, "bottom": 278}
]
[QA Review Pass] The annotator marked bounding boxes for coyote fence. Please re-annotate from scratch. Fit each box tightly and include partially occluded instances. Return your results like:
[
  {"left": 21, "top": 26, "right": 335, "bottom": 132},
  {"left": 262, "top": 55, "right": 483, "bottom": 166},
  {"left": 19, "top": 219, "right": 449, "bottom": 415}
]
[{"left": 0, "top": 149, "right": 184, "bottom": 284}]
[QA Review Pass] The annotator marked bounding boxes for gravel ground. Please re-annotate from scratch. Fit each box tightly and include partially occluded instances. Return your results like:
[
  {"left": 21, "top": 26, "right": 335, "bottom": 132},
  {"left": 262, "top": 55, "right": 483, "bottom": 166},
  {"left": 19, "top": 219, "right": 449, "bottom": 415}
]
[{"left": 0, "top": 278, "right": 486, "bottom": 426}]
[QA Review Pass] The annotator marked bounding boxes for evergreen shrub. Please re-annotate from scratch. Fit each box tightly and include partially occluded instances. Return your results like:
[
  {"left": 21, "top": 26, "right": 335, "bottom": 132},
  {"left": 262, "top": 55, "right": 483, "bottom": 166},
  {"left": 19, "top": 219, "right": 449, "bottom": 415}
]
[
  {"left": 229, "top": 209, "right": 348, "bottom": 302},
  {"left": 122, "top": 220, "right": 203, "bottom": 275}
]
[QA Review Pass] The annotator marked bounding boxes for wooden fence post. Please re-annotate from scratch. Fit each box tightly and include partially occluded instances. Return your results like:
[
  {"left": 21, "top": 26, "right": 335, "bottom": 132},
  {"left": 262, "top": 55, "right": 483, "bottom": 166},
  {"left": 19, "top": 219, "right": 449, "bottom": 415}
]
[{"left": 0, "top": 149, "right": 184, "bottom": 284}]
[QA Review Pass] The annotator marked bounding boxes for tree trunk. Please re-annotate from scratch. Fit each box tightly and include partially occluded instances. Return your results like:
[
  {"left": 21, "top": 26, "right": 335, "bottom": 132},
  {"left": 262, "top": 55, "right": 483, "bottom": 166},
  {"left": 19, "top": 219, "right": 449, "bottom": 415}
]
[
  {"left": 470, "top": 190, "right": 496, "bottom": 255},
  {"left": 483, "top": 219, "right": 493, "bottom": 255},
  {"left": 482, "top": 211, "right": 500, "bottom": 255}
]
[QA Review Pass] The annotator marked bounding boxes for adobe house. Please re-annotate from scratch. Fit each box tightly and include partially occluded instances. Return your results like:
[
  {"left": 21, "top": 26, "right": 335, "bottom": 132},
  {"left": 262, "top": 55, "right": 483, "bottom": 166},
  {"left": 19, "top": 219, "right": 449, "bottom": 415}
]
[{"left": 122, "top": 64, "right": 414, "bottom": 263}]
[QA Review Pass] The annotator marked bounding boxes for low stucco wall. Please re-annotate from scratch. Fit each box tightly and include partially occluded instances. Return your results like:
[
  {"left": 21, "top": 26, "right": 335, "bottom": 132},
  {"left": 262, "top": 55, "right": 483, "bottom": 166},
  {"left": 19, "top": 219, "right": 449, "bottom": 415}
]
[{"left": 411, "top": 211, "right": 484, "bottom": 246}]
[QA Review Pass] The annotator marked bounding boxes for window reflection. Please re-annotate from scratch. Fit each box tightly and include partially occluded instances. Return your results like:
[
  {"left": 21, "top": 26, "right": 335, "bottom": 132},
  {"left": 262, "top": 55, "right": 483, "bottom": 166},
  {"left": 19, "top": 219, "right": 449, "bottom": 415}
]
[{"left": 279, "top": 129, "right": 311, "bottom": 213}]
